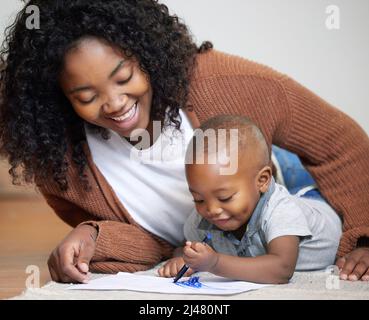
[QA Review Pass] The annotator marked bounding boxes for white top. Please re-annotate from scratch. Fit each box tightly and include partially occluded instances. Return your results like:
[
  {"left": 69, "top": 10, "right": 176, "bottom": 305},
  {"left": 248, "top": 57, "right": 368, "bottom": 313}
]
[{"left": 85, "top": 110, "right": 195, "bottom": 246}]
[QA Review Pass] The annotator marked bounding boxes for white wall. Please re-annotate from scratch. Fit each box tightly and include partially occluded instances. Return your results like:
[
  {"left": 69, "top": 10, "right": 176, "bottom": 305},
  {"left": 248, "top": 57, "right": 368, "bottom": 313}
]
[
  {"left": 1, "top": 0, "right": 368, "bottom": 133},
  {"left": 0, "top": 0, "right": 23, "bottom": 42},
  {"left": 162, "top": 0, "right": 369, "bottom": 134}
]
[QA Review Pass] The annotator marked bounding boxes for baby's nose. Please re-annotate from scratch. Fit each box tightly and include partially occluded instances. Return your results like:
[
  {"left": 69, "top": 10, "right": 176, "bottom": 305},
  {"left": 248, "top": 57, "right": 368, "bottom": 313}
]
[{"left": 207, "top": 205, "right": 223, "bottom": 217}]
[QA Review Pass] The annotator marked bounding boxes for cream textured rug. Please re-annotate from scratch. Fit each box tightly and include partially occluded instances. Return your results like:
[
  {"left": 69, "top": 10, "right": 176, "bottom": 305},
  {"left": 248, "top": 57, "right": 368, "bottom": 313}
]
[{"left": 9, "top": 265, "right": 369, "bottom": 300}]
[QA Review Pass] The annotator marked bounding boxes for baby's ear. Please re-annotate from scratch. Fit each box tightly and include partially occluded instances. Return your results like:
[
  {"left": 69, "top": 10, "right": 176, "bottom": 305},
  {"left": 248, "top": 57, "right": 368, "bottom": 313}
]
[{"left": 257, "top": 166, "right": 272, "bottom": 193}]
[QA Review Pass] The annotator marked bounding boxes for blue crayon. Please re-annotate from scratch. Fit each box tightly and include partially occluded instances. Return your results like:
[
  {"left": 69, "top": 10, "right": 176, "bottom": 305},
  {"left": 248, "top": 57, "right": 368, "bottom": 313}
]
[{"left": 173, "top": 233, "right": 212, "bottom": 283}]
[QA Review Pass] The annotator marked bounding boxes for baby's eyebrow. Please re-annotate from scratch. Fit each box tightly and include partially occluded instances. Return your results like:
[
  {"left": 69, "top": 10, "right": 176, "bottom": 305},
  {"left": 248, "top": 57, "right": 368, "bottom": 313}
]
[
  {"left": 212, "top": 187, "right": 230, "bottom": 192},
  {"left": 189, "top": 187, "right": 230, "bottom": 194},
  {"left": 188, "top": 187, "right": 198, "bottom": 194},
  {"left": 68, "top": 59, "right": 126, "bottom": 94}
]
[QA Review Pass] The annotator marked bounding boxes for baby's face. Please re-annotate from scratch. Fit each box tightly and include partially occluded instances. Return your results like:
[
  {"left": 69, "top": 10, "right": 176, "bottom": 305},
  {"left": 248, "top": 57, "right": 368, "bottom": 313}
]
[{"left": 186, "top": 160, "right": 263, "bottom": 238}]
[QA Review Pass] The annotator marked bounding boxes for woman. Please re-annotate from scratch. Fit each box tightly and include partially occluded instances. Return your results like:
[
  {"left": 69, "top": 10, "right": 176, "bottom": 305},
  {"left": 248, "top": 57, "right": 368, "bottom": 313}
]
[{"left": 1, "top": 0, "right": 368, "bottom": 283}]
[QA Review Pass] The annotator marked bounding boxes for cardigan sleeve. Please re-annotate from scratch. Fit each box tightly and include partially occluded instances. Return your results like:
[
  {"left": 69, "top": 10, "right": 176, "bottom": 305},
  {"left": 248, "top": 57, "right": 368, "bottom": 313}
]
[
  {"left": 40, "top": 189, "right": 174, "bottom": 273},
  {"left": 41, "top": 192, "right": 97, "bottom": 228},
  {"left": 79, "top": 220, "right": 174, "bottom": 273},
  {"left": 277, "top": 76, "right": 369, "bottom": 257}
]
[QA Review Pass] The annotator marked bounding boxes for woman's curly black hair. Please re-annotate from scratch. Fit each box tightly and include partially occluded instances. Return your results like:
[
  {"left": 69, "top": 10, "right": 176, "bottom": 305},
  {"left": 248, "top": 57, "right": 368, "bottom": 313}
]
[{"left": 0, "top": 0, "right": 213, "bottom": 191}]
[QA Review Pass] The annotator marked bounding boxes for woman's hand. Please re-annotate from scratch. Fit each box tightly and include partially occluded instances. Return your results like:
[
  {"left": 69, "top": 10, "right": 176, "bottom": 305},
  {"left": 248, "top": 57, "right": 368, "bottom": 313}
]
[
  {"left": 183, "top": 241, "right": 219, "bottom": 272},
  {"left": 336, "top": 247, "right": 369, "bottom": 281},
  {"left": 158, "top": 257, "right": 194, "bottom": 278},
  {"left": 47, "top": 224, "right": 98, "bottom": 283}
]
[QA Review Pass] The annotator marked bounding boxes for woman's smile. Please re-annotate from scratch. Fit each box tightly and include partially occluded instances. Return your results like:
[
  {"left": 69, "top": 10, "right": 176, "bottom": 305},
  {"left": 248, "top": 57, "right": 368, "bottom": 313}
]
[
  {"left": 59, "top": 37, "right": 153, "bottom": 140},
  {"left": 105, "top": 101, "right": 139, "bottom": 130}
]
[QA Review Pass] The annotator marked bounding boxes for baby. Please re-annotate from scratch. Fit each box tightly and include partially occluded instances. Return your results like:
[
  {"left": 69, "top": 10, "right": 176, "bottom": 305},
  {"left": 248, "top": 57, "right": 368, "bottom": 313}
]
[{"left": 158, "top": 115, "right": 342, "bottom": 284}]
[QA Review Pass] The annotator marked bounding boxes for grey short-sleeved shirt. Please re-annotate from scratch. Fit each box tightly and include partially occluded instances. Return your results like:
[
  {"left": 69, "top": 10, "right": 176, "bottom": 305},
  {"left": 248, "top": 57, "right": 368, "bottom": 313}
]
[{"left": 184, "top": 178, "right": 342, "bottom": 271}]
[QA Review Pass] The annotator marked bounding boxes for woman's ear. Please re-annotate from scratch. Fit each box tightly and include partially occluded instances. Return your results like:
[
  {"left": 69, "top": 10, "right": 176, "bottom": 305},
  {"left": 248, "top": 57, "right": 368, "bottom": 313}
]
[{"left": 257, "top": 166, "right": 272, "bottom": 193}]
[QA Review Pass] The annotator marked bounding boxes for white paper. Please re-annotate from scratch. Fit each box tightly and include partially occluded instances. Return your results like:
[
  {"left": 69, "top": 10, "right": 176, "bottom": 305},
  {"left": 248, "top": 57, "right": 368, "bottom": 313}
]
[{"left": 67, "top": 272, "right": 272, "bottom": 295}]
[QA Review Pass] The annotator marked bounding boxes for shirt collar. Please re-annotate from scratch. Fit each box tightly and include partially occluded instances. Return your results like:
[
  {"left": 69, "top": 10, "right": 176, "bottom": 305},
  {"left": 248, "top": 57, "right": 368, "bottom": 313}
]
[{"left": 197, "top": 177, "right": 276, "bottom": 237}]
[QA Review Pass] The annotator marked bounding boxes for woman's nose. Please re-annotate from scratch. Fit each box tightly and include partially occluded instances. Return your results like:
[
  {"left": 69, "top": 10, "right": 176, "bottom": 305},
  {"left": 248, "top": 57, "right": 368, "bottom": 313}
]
[{"left": 103, "top": 93, "right": 128, "bottom": 114}]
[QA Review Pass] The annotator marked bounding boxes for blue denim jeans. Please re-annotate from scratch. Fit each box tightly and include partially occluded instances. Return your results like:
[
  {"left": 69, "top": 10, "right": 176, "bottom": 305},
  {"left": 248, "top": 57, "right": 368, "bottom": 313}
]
[{"left": 272, "top": 145, "right": 323, "bottom": 201}]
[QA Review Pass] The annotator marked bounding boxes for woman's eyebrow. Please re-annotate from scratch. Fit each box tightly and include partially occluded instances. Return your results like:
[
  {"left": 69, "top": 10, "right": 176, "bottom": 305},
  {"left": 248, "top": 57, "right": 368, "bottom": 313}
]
[
  {"left": 68, "top": 59, "right": 126, "bottom": 94},
  {"left": 108, "top": 59, "right": 125, "bottom": 79},
  {"left": 68, "top": 85, "right": 92, "bottom": 94}
]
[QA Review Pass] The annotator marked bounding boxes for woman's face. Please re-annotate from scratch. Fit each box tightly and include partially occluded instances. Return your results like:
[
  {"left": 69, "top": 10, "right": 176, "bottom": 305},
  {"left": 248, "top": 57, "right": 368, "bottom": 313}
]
[{"left": 59, "top": 38, "right": 153, "bottom": 139}]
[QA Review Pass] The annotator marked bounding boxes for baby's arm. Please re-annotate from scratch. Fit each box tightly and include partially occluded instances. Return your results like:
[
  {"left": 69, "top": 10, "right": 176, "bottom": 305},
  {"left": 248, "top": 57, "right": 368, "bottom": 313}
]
[{"left": 183, "top": 235, "right": 299, "bottom": 284}]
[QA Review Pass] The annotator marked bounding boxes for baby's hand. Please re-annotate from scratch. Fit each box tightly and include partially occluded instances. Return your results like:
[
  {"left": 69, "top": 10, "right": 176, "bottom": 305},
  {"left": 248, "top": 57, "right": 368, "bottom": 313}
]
[
  {"left": 157, "top": 257, "right": 194, "bottom": 278},
  {"left": 183, "top": 241, "right": 219, "bottom": 272}
]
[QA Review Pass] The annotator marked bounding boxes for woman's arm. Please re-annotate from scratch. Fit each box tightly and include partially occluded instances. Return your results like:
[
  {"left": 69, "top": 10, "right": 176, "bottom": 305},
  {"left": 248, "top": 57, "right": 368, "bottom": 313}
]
[
  {"left": 190, "top": 52, "right": 369, "bottom": 256},
  {"left": 41, "top": 192, "right": 97, "bottom": 227},
  {"left": 42, "top": 191, "right": 171, "bottom": 264},
  {"left": 183, "top": 236, "right": 299, "bottom": 284},
  {"left": 278, "top": 76, "right": 369, "bottom": 256},
  {"left": 40, "top": 190, "right": 174, "bottom": 280},
  {"left": 79, "top": 220, "right": 173, "bottom": 266}
]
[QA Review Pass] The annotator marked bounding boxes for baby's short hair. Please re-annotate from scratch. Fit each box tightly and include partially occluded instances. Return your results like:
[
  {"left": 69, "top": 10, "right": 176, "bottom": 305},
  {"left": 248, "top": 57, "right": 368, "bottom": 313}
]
[{"left": 186, "top": 115, "right": 270, "bottom": 168}]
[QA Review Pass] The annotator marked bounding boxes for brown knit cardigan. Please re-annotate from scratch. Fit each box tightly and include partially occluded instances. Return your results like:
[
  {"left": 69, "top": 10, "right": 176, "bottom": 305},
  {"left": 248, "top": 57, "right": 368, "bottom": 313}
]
[{"left": 36, "top": 50, "right": 369, "bottom": 273}]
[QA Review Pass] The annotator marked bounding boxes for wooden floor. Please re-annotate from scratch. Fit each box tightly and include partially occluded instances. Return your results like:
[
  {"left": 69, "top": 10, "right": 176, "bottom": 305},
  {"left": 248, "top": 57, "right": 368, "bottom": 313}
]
[{"left": 0, "top": 195, "right": 71, "bottom": 299}]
